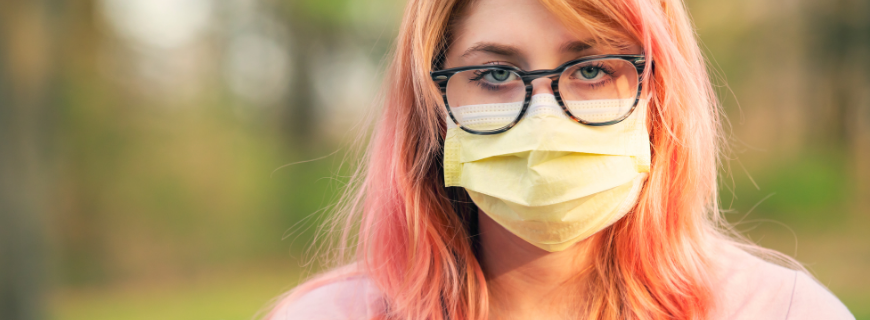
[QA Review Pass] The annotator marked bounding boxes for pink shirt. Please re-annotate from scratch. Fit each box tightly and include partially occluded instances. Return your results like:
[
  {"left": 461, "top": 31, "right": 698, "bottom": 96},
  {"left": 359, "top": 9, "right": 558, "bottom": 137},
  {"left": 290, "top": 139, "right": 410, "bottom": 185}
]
[{"left": 270, "top": 244, "right": 854, "bottom": 319}]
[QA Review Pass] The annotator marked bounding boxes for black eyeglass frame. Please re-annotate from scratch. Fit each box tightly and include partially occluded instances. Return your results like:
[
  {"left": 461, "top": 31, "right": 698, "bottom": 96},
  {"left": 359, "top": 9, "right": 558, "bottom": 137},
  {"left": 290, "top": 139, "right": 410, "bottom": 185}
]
[{"left": 430, "top": 54, "right": 647, "bottom": 135}]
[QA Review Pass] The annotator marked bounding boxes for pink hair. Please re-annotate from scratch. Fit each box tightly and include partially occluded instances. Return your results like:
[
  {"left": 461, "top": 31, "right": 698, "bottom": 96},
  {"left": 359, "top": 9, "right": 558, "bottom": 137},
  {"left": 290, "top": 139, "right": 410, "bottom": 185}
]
[{"left": 266, "top": 0, "right": 802, "bottom": 319}]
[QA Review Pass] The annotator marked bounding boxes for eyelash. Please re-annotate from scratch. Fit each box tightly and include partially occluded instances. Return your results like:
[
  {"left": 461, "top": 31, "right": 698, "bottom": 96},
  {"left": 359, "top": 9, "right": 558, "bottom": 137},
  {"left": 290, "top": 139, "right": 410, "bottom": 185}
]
[
  {"left": 573, "top": 62, "right": 616, "bottom": 78},
  {"left": 569, "top": 62, "right": 616, "bottom": 88},
  {"left": 464, "top": 60, "right": 618, "bottom": 91},
  {"left": 469, "top": 62, "right": 516, "bottom": 92},
  {"left": 468, "top": 71, "right": 510, "bottom": 91}
]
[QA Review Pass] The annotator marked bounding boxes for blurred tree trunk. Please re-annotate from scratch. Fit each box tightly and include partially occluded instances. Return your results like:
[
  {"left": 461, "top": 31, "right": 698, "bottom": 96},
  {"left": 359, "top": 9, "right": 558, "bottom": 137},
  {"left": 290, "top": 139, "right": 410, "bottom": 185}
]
[
  {"left": 0, "top": 1, "right": 59, "bottom": 319},
  {"left": 284, "top": 19, "right": 318, "bottom": 148},
  {"left": 806, "top": 0, "right": 870, "bottom": 219},
  {"left": 279, "top": 0, "right": 345, "bottom": 149},
  {"left": 843, "top": 1, "right": 870, "bottom": 220},
  {"left": 53, "top": 0, "right": 111, "bottom": 287}
]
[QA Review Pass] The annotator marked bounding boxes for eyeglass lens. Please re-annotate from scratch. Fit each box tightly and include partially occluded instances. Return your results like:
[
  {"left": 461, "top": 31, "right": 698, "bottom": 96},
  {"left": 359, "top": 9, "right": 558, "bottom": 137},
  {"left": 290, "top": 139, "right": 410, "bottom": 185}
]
[{"left": 445, "top": 58, "right": 638, "bottom": 132}]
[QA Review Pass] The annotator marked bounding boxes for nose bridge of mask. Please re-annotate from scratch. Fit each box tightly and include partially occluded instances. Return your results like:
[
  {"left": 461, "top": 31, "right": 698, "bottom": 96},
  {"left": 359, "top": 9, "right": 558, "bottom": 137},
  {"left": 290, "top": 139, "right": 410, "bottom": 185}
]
[
  {"left": 445, "top": 94, "right": 650, "bottom": 167},
  {"left": 444, "top": 94, "right": 635, "bottom": 129},
  {"left": 525, "top": 94, "right": 567, "bottom": 119},
  {"left": 444, "top": 95, "right": 565, "bottom": 131}
]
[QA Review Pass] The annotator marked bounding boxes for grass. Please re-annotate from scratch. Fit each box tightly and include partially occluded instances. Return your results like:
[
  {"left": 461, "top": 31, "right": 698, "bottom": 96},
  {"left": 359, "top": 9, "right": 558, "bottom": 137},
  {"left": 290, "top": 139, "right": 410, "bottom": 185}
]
[{"left": 50, "top": 262, "right": 312, "bottom": 320}]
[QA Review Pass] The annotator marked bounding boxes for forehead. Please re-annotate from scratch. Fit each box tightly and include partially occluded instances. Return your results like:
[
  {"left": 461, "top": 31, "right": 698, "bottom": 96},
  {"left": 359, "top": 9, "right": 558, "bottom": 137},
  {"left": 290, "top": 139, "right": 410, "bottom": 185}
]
[
  {"left": 447, "top": 0, "right": 595, "bottom": 67},
  {"left": 457, "top": 0, "right": 586, "bottom": 44}
]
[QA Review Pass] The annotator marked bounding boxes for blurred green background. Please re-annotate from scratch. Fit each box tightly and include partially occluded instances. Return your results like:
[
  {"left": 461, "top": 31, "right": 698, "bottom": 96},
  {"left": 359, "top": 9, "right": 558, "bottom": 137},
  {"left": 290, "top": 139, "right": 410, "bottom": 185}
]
[{"left": 0, "top": 0, "right": 867, "bottom": 319}]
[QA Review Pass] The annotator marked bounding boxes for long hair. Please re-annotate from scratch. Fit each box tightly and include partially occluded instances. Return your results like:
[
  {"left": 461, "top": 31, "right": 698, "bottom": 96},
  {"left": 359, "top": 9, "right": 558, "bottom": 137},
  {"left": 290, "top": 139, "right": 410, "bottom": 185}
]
[{"left": 266, "top": 0, "right": 799, "bottom": 319}]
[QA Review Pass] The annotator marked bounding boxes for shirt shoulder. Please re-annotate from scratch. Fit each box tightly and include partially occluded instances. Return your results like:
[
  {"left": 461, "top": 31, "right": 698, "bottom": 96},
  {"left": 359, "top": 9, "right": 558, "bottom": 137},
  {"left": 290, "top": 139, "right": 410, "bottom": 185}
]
[
  {"left": 786, "top": 271, "right": 855, "bottom": 320},
  {"left": 710, "top": 243, "right": 854, "bottom": 320},
  {"left": 268, "top": 274, "right": 384, "bottom": 320}
]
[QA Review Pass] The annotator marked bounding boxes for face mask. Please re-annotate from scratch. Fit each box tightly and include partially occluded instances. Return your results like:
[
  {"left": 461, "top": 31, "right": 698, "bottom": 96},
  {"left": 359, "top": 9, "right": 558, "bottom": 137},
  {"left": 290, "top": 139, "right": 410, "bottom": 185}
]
[{"left": 443, "top": 94, "right": 651, "bottom": 252}]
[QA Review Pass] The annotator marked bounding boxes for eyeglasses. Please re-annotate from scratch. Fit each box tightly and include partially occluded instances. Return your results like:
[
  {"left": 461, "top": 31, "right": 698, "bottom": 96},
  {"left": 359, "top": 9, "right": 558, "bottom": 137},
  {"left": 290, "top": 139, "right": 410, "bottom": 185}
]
[{"left": 431, "top": 54, "right": 646, "bottom": 135}]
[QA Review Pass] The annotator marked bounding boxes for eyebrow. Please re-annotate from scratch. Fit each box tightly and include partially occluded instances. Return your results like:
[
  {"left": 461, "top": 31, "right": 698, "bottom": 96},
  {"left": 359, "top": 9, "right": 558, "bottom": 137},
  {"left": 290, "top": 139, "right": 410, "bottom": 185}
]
[
  {"left": 459, "top": 39, "right": 597, "bottom": 59},
  {"left": 559, "top": 40, "right": 594, "bottom": 53},
  {"left": 460, "top": 42, "right": 522, "bottom": 58}
]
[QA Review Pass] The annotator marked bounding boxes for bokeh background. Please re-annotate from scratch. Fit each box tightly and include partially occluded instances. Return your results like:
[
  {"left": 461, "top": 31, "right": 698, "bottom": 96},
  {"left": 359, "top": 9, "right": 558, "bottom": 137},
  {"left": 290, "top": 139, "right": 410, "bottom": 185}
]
[{"left": 0, "top": 0, "right": 867, "bottom": 319}]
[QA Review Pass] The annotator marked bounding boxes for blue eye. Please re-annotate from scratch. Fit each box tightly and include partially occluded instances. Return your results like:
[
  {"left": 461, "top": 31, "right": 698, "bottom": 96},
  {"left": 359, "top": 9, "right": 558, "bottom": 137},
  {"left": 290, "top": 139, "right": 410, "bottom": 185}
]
[
  {"left": 467, "top": 69, "right": 520, "bottom": 91},
  {"left": 578, "top": 66, "right": 602, "bottom": 79},
  {"left": 486, "top": 70, "right": 513, "bottom": 82}
]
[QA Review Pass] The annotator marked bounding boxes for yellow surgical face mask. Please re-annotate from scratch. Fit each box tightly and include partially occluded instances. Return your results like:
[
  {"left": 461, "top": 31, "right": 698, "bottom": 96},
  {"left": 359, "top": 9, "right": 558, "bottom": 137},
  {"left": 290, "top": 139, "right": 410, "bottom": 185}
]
[{"left": 444, "top": 94, "right": 651, "bottom": 252}]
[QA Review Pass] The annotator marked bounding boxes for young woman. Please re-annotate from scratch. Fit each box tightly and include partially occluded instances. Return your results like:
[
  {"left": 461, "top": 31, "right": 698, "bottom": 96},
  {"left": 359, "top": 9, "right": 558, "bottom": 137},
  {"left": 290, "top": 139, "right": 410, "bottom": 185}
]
[{"left": 266, "top": 0, "right": 854, "bottom": 319}]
